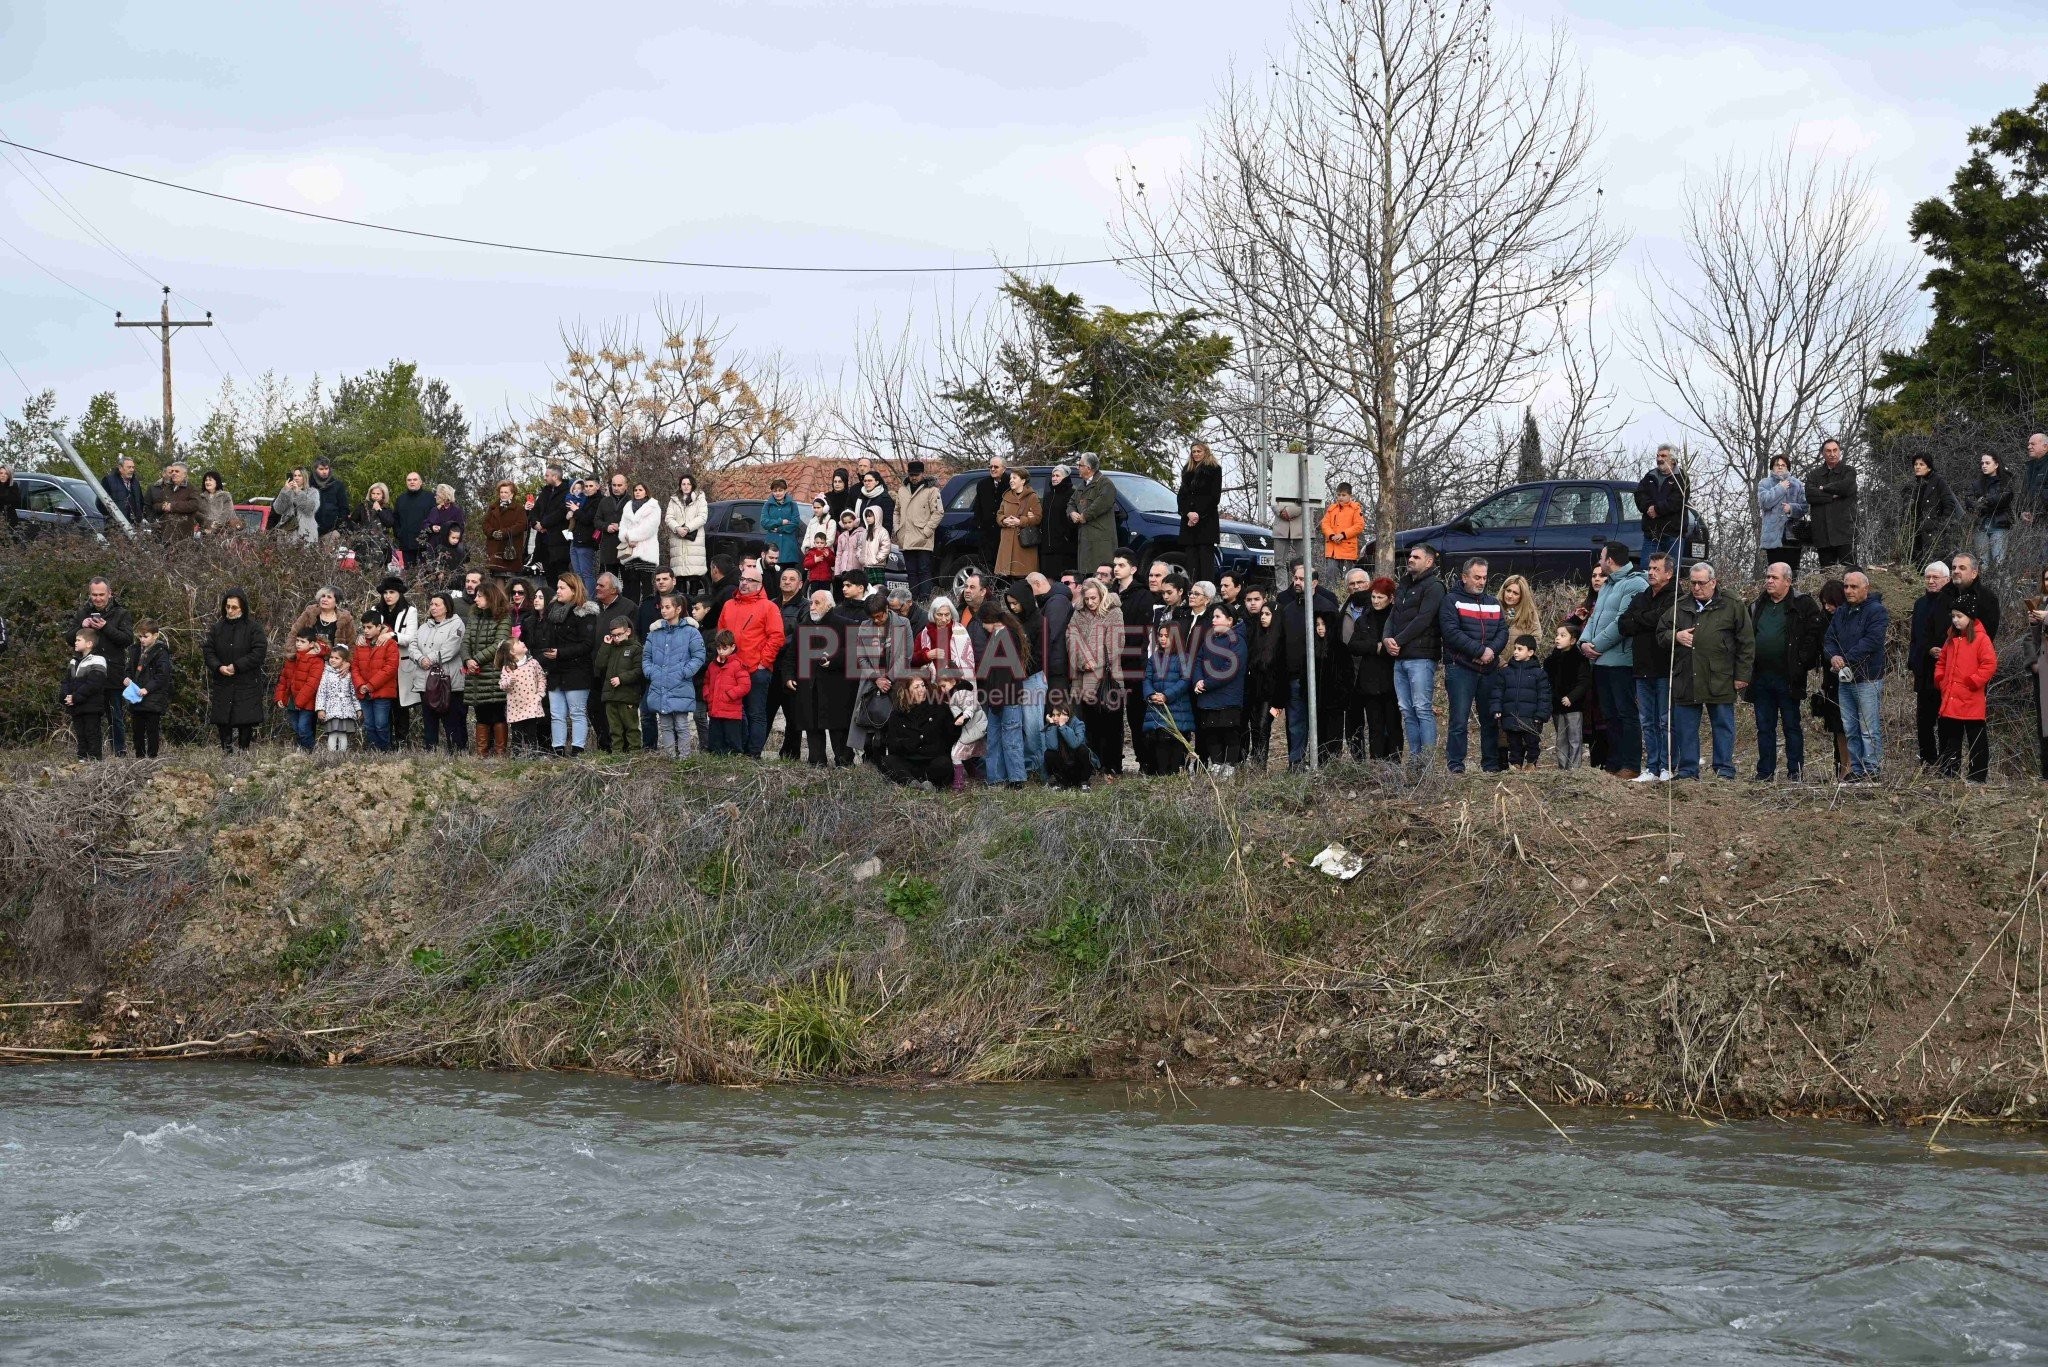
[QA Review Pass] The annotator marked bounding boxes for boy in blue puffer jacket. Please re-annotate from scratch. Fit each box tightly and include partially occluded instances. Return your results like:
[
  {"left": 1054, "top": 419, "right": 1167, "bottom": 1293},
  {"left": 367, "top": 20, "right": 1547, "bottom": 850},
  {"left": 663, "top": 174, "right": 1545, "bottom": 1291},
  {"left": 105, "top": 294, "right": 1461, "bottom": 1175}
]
[
  {"left": 641, "top": 592, "right": 708, "bottom": 758},
  {"left": 1493, "top": 634, "right": 1552, "bottom": 770}
]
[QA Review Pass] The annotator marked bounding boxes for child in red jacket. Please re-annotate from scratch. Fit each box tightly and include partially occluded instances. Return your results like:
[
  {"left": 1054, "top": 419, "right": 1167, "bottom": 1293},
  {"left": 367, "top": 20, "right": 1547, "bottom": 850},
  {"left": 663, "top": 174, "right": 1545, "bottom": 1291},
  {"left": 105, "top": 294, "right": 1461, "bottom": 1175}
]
[
  {"left": 274, "top": 627, "right": 326, "bottom": 752},
  {"left": 352, "top": 612, "right": 402, "bottom": 752},
  {"left": 802, "top": 532, "right": 834, "bottom": 588},
  {"left": 703, "top": 629, "right": 752, "bottom": 755},
  {"left": 1934, "top": 608, "right": 1998, "bottom": 783}
]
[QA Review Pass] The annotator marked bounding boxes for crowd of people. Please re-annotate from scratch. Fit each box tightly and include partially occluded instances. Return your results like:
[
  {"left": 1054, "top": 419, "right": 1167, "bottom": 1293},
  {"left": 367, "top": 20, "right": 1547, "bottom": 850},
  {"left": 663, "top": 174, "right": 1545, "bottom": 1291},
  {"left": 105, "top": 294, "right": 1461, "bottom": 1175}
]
[{"left": 26, "top": 438, "right": 2048, "bottom": 788}]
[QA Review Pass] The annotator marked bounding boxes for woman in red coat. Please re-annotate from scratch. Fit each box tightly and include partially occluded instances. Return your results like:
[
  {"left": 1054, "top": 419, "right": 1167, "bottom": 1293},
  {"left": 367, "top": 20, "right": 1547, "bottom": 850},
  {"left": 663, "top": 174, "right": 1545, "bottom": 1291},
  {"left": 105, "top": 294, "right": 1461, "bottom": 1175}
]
[{"left": 1934, "top": 608, "right": 1998, "bottom": 783}]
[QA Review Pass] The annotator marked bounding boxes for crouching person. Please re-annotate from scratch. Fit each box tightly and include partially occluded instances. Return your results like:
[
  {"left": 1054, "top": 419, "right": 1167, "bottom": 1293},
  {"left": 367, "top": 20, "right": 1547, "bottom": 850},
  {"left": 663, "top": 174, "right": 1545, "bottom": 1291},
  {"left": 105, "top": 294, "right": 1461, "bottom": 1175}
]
[
  {"left": 877, "top": 675, "right": 957, "bottom": 787},
  {"left": 1042, "top": 698, "right": 1097, "bottom": 789}
]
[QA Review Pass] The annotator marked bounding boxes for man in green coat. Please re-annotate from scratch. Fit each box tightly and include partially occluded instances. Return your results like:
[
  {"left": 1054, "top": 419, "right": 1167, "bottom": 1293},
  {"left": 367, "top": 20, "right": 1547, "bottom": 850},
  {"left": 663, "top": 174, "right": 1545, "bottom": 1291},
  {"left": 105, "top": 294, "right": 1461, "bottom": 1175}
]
[
  {"left": 1069, "top": 452, "right": 1120, "bottom": 579},
  {"left": 1659, "top": 560, "right": 1753, "bottom": 780}
]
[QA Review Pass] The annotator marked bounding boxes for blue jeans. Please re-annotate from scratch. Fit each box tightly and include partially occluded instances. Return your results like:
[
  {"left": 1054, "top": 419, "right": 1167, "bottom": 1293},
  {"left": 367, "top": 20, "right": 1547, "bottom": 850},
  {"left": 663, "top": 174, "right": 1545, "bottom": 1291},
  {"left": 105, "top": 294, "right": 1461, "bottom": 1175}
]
[
  {"left": 570, "top": 547, "right": 599, "bottom": 591},
  {"left": 1645, "top": 533, "right": 1681, "bottom": 568},
  {"left": 1020, "top": 672, "right": 1048, "bottom": 775},
  {"left": 1976, "top": 527, "right": 2008, "bottom": 571},
  {"left": 1393, "top": 658, "right": 1438, "bottom": 757},
  {"left": 287, "top": 705, "right": 317, "bottom": 751},
  {"left": 548, "top": 687, "right": 589, "bottom": 750},
  {"left": 744, "top": 668, "right": 773, "bottom": 756},
  {"left": 984, "top": 703, "right": 1026, "bottom": 783},
  {"left": 1749, "top": 673, "right": 1802, "bottom": 778},
  {"left": 1443, "top": 664, "right": 1501, "bottom": 773},
  {"left": 1286, "top": 678, "right": 1309, "bottom": 767},
  {"left": 1635, "top": 676, "right": 1671, "bottom": 776},
  {"left": 1594, "top": 666, "right": 1640, "bottom": 773},
  {"left": 1671, "top": 702, "right": 1736, "bottom": 779},
  {"left": 1840, "top": 680, "right": 1884, "bottom": 777},
  {"left": 362, "top": 696, "right": 394, "bottom": 752}
]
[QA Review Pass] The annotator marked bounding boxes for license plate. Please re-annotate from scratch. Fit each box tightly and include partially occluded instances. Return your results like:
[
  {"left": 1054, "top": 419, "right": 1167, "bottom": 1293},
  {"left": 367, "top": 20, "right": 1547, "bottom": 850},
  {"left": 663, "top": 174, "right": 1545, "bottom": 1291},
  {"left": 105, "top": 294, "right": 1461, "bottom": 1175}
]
[
  {"left": 1254, "top": 550, "right": 1273, "bottom": 565},
  {"left": 1688, "top": 542, "right": 1706, "bottom": 559}
]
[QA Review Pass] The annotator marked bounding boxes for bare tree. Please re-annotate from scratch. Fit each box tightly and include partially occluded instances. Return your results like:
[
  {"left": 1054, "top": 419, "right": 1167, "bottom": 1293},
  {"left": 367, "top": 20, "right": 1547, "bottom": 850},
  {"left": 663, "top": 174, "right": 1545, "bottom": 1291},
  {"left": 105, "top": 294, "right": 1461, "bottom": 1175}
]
[
  {"left": 1630, "top": 145, "right": 1916, "bottom": 568},
  {"left": 1115, "top": 0, "right": 1620, "bottom": 571}
]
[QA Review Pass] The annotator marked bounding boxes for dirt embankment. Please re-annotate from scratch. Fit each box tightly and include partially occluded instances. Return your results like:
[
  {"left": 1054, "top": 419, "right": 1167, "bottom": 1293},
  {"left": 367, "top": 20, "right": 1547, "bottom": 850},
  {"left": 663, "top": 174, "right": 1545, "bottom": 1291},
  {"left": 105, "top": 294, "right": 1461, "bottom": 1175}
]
[{"left": 3, "top": 750, "right": 2045, "bottom": 1128}]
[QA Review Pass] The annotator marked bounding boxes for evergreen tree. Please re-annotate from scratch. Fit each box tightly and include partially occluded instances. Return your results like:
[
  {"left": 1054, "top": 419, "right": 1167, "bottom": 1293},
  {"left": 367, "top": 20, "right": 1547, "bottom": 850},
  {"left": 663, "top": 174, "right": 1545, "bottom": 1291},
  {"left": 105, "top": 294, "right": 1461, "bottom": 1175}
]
[
  {"left": 1515, "top": 408, "right": 1544, "bottom": 482},
  {"left": 1872, "top": 84, "right": 2048, "bottom": 433}
]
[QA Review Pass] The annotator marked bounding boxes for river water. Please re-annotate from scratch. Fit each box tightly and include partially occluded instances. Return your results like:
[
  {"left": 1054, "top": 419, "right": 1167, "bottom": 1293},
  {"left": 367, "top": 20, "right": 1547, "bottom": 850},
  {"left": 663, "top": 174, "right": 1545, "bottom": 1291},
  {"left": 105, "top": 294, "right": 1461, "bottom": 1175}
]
[{"left": 3, "top": 1066, "right": 2045, "bottom": 1364}]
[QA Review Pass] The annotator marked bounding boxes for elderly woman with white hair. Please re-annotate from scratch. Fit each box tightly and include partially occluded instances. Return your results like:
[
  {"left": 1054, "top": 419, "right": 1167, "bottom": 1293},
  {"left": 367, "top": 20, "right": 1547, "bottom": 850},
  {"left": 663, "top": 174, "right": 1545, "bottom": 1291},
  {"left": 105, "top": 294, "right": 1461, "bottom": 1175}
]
[
  {"left": 913, "top": 595, "right": 975, "bottom": 686},
  {"left": 1041, "top": 462, "right": 1078, "bottom": 583},
  {"left": 419, "top": 482, "right": 467, "bottom": 561}
]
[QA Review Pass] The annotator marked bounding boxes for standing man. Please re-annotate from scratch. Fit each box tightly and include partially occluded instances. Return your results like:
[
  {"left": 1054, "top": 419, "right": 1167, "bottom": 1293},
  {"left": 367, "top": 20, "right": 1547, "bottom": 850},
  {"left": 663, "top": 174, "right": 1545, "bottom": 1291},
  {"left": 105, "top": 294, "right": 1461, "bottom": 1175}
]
[
  {"left": 1382, "top": 542, "right": 1445, "bottom": 762},
  {"left": 1824, "top": 570, "right": 1889, "bottom": 782},
  {"left": 1437, "top": 557, "right": 1507, "bottom": 775},
  {"left": 1805, "top": 438, "right": 1859, "bottom": 569},
  {"left": 593, "top": 472, "right": 629, "bottom": 578},
  {"left": 393, "top": 471, "right": 434, "bottom": 565},
  {"left": 1275, "top": 560, "right": 1337, "bottom": 769},
  {"left": 310, "top": 458, "right": 350, "bottom": 547},
  {"left": 1949, "top": 551, "right": 2002, "bottom": 641},
  {"left": 1662, "top": 561, "right": 1753, "bottom": 781},
  {"left": 145, "top": 462, "right": 202, "bottom": 540},
  {"left": 2023, "top": 432, "right": 2048, "bottom": 525},
  {"left": 1749, "top": 561, "right": 1825, "bottom": 782},
  {"left": 721, "top": 565, "right": 787, "bottom": 758},
  {"left": 1321, "top": 482, "right": 1365, "bottom": 569},
  {"left": 68, "top": 577, "right": 135, "bottom": 758},
  {"left": 531, "top": 464, "right": 570, "bottom": 580},
  {"left": 1634, "top": 445, "right": 1690, "bottom": 568},
  {"left": 895, "top": 462, "right": 943, "bottom": 599},
  {"left": 1110, "top": 549, "right": 1153, "bottom": 770},
  {"left": 1070, "top": 453, "right": 1119, "bottom": 587},
  {"left": 1620, "top": 551, "right": 1678, "bottom": 783},
  {"left": 1578, "top": 542, "right": 1647, "bottom": 779},
  {"left": 972, "top": 455, "right": 1008, "bottom": 571},
  {"left": 101, "top": 457, "right": 145, "bottom": 528},
  {"left": 1906, "top": 561, "right": 1954, "bottom": 769}
]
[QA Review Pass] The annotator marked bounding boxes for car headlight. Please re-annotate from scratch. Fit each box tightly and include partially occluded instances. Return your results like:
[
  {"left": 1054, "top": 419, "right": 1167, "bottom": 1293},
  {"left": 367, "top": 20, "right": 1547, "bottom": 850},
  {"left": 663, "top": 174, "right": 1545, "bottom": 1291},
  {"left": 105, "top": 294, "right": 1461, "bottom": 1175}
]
[{"left": 1219, "top": 533, "right": 1247, "bottom": 550}]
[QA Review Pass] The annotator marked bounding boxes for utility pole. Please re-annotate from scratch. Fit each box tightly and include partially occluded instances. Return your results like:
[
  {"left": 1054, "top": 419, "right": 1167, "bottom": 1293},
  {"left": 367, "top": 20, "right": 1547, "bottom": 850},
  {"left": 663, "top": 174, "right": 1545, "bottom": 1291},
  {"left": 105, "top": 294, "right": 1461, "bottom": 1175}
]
[{"left": 115, "top": 286, "right": 210, "bottom": 463}]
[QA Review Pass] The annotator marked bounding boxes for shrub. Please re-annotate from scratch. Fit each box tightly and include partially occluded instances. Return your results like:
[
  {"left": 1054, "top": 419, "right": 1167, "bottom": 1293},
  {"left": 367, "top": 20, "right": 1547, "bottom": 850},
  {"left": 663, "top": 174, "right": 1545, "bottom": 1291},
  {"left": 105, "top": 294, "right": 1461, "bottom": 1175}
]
[
  {"left": 883, "top": 875, "right": 943, "bottom": 923},
  {"left": 278, "top": 920, "right": 351, "bottom": 980},
  {"left": 726, "top": 972, "right": 862, "bottom": 1076},
  {"left": 1033, "top": 899, "right": 1113, "bottom": 972}
]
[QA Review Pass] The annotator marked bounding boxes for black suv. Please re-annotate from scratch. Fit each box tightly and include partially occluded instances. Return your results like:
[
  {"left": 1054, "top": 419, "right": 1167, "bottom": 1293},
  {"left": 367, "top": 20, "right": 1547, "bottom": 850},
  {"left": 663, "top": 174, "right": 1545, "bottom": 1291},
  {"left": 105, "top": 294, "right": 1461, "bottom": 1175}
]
[
  {"left": 1368, "top": 479, "right": 1711, "bottom": 583},
  {"left": 9, "top": 473, "right": 109, "bottom": 539}
]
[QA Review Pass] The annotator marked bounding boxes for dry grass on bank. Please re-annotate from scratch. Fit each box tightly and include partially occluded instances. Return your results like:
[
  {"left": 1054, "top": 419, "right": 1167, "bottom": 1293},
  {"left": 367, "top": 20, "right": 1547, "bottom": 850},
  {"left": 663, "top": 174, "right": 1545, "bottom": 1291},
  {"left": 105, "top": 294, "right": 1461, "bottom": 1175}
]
[{"left": 3, "top": 745, "right": 2047, "bottom": 1129}]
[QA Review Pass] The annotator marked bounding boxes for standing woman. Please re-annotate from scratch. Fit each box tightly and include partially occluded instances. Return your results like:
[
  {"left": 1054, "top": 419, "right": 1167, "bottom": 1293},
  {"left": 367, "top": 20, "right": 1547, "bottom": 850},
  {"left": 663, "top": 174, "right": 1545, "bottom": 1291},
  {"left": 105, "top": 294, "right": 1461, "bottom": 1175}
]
[
  {"left": 380, "top": 575, "right": 423, "bottom": 748},
  {"left": 409, "top": 591, "right": 469, "bottom": 754},
  {"left": 199, "top": 470, "right": 239, "bottom": 537},
  {"left": 824, "top": 468, "right": 856, "bottom": 524},
  {"left": 617, "top": 479, "right": 663, "bottom": 601},
  {"left": 995, "top": 468, "right": 1043, "bottom": 581},
  {"left": 1143, "top": 619, "right": 1197, "bottom": 774},
  {"left": 1066, "top": 577, "right": 1126, "bottom": 776},
  {"left": 272, "top": 467, "right": 321, "bottom": 546},
  {"left": 203, "top": 587, "right": 266, "bottom": 753},
  {"left": 0, "top": 464, "right": 20, "bottom": 537},
  {"left": 507, "top": 578, "right": 543, "bottom": 645},
  {"left": 1040, "top": 464, "right": 1077, "bottom": 584},
  {"left": 979, "top": 601, "right": 1034, "bottom": 788},
  {"left": 535, "top": 572, "right": 600, "bottom": 756},
  {"left": 664, "top": 473, "right": 710, "bottom": 597},
  {"left": 352, "top": 481, "right": 399, "bottom": 568},
  {"left": 1898, "top": 456, "right": 1956, "bottom": 569},
  {"left": 1757, "top": 456, "right": 1810, "bottom": 571},
  {"left": 1971, "top": 452, "right": 2016, "bottom": 571},
  {"left": 419, "top": 484, "right": 467, "bottom": 564},
  {"left": 290, "top": 587, "right": 356, "bottom": 652},
  {"left": 569, "top": 478, "right": 599, "bottom": 589},
  {"left": 481, "top": 481, "right": 528, "bottom": 577},
  {"left": 1498, "top": 574, "right": 1541, "bottom": 646},
  {"left": 464, "top": 579, "right": 512, "bottom": 756},
  {"left": 1177, "top": 441, "right": 1224, "bottom": 587}
]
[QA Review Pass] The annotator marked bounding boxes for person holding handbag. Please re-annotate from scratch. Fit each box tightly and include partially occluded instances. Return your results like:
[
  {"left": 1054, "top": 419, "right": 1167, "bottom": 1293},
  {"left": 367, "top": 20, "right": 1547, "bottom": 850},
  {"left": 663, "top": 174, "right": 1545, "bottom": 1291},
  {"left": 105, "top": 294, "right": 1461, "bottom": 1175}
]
[
  {"left": 995, "top": 467, "right": 1043, "bottom": 579},
  {"left": 664, "top": 473, "right": 710, "bottom": 597}
]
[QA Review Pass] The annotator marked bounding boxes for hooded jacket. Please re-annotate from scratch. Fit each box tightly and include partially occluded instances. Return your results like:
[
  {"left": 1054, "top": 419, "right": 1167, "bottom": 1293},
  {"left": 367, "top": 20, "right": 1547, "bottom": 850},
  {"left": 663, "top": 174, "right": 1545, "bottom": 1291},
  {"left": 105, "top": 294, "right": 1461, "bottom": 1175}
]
[
  {"left": 1196, "top": 623, "right": 1248, "bottom": 712},
  {"left": 274, "top": 644, "right": 327, "bottom": 711},
  {"left": 1321, "top": 498, "right": 1365, "bottom": 562},
  {"left": 463, "top": 611, "right": 510, "bottom": 705},
  {"left": 1934, "top": 621, "right": 1998, "bottom": 721},
  {"left": 63, "top": 650, "right": 109, "bottom": 716},
  {"left": 594, "top": 634, "right": 645, "bottom": 704},
  {"left": 202, "top": 598, "right": 267, "bottom": 727},
  {"left": 1581, "top": 565, "right": 1647, "bottom": 668},
  {"left": 642, "top": 617, "right": 707, "bottom": 713},
  {"left": 703, "top": 654, "right": 753, "bottom": 720},
  {"left": 1141, "top": 647, "right": 1195, "bottom": 735},
  {"left": 1495, "top": 656, "right": 1551, "bottom": 730},
  {"left": 353, "top": 635, "right": 400, "bottom": 700}
]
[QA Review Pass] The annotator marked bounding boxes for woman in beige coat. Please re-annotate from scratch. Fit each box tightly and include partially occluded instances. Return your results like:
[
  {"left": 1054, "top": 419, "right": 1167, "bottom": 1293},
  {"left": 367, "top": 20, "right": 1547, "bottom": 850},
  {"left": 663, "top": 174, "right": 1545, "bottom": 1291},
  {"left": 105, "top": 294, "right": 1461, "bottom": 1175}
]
[
  {"left": 1065, "top": 576, "right": 1127, "bottom": 774},
  {"left": 995, "top": 469, "right": 1043, "bottom": 578},
  {"left": 663, "top": 473, "right": 710, "bottom": 594}
]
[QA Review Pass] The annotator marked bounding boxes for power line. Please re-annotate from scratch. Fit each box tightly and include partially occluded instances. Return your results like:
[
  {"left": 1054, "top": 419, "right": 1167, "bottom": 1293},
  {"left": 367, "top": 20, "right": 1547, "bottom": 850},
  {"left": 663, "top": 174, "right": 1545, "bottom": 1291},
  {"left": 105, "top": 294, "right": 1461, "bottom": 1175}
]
[{"left": 0, "top": 134, "right": 1190, "bottom": 276}]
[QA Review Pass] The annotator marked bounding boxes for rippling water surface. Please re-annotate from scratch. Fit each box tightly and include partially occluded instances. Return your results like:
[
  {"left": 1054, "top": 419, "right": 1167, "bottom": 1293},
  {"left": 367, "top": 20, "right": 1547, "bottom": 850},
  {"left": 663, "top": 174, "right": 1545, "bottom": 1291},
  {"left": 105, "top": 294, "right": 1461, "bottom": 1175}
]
[{"left": 3, "top": 1065, "right": 2046, "bottom": 1363}]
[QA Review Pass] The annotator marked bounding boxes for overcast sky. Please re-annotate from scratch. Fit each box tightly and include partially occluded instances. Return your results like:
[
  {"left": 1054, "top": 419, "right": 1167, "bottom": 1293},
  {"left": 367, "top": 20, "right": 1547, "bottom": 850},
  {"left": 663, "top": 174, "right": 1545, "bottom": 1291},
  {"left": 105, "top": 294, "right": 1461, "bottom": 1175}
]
[{"left": 3, "top": 0, "right": 2044, "bottom": 451}]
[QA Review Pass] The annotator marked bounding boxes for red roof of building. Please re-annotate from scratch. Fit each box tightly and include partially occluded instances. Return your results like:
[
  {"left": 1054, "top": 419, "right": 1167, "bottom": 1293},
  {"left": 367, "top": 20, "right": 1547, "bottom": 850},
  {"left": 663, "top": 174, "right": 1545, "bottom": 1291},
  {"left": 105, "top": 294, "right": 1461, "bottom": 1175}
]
[{"left": 705, "top": 456, "right": 959, "bottom": 503}]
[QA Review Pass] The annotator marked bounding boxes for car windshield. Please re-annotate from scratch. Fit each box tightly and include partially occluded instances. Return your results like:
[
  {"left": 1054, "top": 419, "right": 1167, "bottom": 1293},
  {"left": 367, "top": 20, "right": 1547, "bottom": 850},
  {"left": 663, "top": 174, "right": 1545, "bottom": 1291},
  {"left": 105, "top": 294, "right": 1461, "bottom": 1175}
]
[{"left": 1106, "top": 472, "right": 1177, "bottom": 516}]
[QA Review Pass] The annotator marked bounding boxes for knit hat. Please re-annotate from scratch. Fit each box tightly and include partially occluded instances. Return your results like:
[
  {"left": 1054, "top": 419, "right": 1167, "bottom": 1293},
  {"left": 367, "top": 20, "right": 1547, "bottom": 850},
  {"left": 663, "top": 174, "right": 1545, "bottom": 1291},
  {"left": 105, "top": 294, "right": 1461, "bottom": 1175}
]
[{"left": 377, "top": 575, "right": 407, "bottom": 594}]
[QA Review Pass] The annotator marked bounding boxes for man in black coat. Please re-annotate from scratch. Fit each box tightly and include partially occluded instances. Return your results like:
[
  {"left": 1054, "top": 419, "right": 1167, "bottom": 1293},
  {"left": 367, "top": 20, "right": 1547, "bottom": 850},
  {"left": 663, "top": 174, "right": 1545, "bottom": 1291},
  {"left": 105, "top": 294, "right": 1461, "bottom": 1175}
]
[
  {"left": 1633, "top": 445, "right": 1690, "bottom": 566},
  {"left": 1949, "top": 551, "right": 2001, "bottom": 641},
  {"left": 1030, "top": 572, "right": 1074, "bottom": 701},
  {"left": 1383, "top": 542, "right": 1445, "bottom": 762},
  {"left": 1111, "top": 550, "right": 1155, "bottom": 771},
  {"left": 591, "top": 472, "right": 629, "bottom": 573},
  {"left": 67, "top": 577, "right": 135, "bottom": 757},
  {"left": 1749, "top": 559, "right": 1827, "bottom": 781},
  {"left": 100, "top": 457, "right": 145, "bottom": 527},
  {"left": 971, "top": 456, "right": 1008, "bottom": 570},
  {"left": 1804, "top": 438, "right": 1858, "bottom": 568},
  {"left": 530, "top": 465, "right": 570, "bottom": 578},
  {"left": 1274, "top": 560, "right": 1338, "bottom": 768},
  {"left": 393, "top": 471, "right": 435, "bottom": 560}
]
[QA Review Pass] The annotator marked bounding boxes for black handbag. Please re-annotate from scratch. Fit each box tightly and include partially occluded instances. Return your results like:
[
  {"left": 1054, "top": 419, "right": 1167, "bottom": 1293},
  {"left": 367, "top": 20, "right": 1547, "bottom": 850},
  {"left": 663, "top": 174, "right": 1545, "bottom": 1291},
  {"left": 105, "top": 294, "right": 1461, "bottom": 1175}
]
[
  {"left": 1786, "top": 516, "right": 1813, "bottom": 546},
  {"left": 1017, "top": 525, "right": 1041, "bottom": 548}
]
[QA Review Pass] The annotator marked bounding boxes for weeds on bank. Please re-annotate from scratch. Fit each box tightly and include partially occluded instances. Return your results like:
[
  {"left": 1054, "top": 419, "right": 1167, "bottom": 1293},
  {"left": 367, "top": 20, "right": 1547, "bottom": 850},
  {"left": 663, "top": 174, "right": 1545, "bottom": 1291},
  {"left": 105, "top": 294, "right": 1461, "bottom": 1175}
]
[{"left": 724, "top": 972, "right": 862, "bottom": 1076}]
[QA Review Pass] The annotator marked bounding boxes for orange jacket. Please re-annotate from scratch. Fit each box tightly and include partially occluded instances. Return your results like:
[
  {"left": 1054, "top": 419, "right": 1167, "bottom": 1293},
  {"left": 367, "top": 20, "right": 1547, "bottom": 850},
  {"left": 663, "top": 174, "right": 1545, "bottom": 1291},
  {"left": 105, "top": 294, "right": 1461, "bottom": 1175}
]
[
  {"left": 352, "top": 636, "right": 400, "bottom": 700},
  {"left": 719, "top": 585, "right": 786, "bottom": 673},
  {"left": 1321, "top": 498, "right": 1365, "bottom": 562},
  {"left": 1934, "top": 622, "right": 1997, "bottom": 721},
  {"left": 274, "top": 646, "right": 326, "bottom": 710}
]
